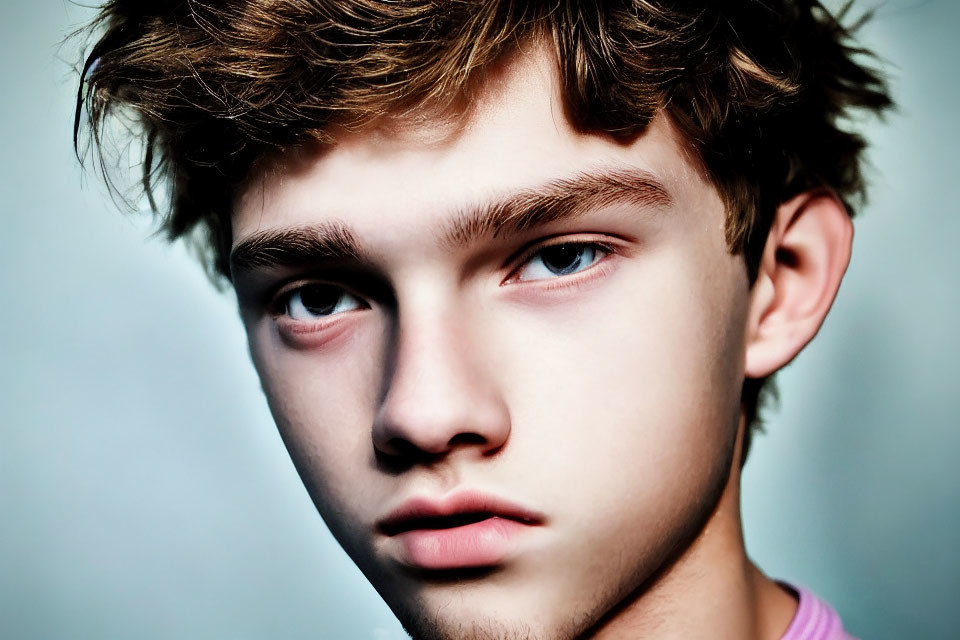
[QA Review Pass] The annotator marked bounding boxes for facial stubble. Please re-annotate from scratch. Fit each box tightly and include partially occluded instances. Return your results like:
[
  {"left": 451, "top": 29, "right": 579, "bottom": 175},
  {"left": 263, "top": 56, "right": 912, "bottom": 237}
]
[{"left": 390, "top": 415, "right": 742, "bottom": 640}]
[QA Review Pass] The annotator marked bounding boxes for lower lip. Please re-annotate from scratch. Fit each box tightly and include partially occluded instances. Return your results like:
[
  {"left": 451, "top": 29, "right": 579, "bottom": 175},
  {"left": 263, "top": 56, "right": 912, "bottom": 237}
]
[{"left": 393, "top": 517, "right": 531, "bottom": 570}]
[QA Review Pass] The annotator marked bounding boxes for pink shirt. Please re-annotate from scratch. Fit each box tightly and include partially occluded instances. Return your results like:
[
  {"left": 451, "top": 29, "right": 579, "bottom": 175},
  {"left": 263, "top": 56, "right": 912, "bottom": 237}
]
[{"left": 781, "top": 584, "right": 857, "bottom": 640}]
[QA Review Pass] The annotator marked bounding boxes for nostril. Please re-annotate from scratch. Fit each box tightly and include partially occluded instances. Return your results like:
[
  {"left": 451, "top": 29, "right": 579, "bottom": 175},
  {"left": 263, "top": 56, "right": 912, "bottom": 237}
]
[
  {"left": 383, "top": 432, "right": 487, "bottom": 458},
  {"left": 385, "top": 438, "right": 425, "bottom": 458},
  {"left": 375, "top": 431, "right": 494, "bottom": 470},
  {"left": 447, "top": 432, "right": 487, "bottom": 447},
  {"left": 375, "top": 439, "right": 440, "bottom": 474}
]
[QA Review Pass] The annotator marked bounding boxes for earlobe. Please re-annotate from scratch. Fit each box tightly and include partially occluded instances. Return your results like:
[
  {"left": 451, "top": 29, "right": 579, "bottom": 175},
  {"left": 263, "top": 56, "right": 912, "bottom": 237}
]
[{"left": 744, "top": 190, "right": 854, "bottom": 378}]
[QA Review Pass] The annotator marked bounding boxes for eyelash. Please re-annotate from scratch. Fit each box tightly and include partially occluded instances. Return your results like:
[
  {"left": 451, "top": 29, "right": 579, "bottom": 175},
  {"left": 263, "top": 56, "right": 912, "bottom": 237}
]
[
  {"left": 503, "top": 237, "right": 617, "bottom": 286},
  {"left": 269, "top": 281, "right": 368, "bottom": 333},
  {"left": 269, "top": 236, "right": 619, "bottom": 333}
]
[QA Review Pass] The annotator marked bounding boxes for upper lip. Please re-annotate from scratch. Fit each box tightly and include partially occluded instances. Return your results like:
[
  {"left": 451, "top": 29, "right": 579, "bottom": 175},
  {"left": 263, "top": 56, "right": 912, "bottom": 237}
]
[{"left": 377, "top": 489, "right": 545, "bottom": 536}]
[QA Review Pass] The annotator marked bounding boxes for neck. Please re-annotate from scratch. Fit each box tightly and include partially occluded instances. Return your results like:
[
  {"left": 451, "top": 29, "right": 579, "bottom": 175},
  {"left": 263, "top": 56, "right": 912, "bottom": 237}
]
[{"left": 588, "top": 422, "right": 797, "bottom": 640}]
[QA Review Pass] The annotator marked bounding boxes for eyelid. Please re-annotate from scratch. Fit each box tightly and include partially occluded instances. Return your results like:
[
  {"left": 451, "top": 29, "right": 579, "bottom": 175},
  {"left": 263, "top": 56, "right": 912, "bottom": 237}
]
[
  {"left": 269, "top": 278, "right": 368, "bottom": 316},
  {"left": 268, "top": 281, "right": 371, "bottom": 346},
  {"left": 501, "top": 234, "right": 620, "bottom": 285}
]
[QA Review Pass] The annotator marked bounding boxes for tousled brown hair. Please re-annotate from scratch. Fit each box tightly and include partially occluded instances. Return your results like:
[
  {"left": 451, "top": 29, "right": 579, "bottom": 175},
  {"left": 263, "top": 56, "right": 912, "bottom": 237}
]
[{"left": 75, "top": 0, "right": 892, "bottom": 458}]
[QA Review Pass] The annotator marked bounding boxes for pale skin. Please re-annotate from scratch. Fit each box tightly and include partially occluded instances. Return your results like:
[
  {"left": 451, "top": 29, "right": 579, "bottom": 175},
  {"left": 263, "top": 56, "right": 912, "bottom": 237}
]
[{"left": 230, "top": 45, "right": 852, "bottom": 640}]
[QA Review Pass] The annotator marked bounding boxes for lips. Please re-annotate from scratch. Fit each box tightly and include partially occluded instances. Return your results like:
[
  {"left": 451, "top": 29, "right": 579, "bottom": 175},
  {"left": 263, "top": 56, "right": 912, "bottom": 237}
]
[{"left": 377, "top": 490, "right": 543, "bottom": 570}]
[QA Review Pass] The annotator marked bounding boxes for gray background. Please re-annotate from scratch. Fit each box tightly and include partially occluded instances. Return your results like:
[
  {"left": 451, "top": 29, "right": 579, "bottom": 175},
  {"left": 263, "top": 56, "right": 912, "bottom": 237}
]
[{"left": 1, "top": 1, "right": 957, "bottom": 638}]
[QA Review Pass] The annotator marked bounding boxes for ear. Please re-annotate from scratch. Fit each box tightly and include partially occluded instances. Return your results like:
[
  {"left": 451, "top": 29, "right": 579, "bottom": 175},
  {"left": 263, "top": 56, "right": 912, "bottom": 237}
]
[{"left": 744, "top": 189, "right": 854, "bottom": 378}]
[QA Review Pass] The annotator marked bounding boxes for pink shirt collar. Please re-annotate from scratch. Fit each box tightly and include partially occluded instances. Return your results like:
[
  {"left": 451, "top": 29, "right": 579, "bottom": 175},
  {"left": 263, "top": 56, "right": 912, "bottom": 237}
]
[{"left": 780, "top": 583, "right": 856, "bottom": 640}]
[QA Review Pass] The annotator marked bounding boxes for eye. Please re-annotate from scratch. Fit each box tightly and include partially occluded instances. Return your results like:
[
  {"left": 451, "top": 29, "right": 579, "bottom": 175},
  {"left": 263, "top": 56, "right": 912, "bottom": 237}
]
[
  {"left": 513, "top": 242, "right": 608, "bottom": 282},
  {"left": 279, "top": 283, "right": 365, "bottom": 322}
]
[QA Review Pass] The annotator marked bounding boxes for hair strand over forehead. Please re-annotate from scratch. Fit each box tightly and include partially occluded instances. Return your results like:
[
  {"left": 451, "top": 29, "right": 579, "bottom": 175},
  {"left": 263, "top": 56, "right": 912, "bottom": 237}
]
[{"left": 74, "top": 0, "right": 892, "bottom": 454}]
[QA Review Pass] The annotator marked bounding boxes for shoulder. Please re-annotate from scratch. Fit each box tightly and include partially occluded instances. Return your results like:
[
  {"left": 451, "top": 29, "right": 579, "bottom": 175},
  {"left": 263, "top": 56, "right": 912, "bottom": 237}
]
[{"left": 779, "top": 583, "right": 858, "bottom": 640}]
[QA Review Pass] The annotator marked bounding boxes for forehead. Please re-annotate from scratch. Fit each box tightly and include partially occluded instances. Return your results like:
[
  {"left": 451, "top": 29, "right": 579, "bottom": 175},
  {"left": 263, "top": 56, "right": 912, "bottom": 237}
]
[{"left": 232, "top": 45, "right": 714, "bottom": 248}]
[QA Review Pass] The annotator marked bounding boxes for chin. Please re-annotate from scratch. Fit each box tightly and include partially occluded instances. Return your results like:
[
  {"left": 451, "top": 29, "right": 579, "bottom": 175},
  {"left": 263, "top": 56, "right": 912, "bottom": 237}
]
[
  {"left": 379, "top": 574, "right": 603, "bottom": 640},
  {"left": 394, "top": 606, "right": 552, "bottom": 640}
]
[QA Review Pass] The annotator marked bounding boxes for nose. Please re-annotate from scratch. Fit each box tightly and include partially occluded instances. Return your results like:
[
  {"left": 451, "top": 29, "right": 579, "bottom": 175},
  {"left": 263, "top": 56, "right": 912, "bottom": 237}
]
[{"left": 372, "top": 308, "right": 511, "bottom": 463}]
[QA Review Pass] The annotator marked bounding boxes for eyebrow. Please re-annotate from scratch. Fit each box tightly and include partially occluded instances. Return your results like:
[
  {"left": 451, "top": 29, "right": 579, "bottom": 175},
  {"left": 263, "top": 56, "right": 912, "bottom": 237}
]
[
  {"left": 229, "top": 167, "right": 671, "bottom": 277},
  {"left": 440, "top": 168, "right": 671, "bottom": 249},
  {"left": 230, "top": 222, "right": 363, "bottom": 278}
]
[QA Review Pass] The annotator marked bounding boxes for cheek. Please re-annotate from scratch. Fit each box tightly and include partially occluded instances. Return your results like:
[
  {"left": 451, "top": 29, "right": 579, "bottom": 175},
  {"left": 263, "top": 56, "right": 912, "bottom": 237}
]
[
  {"left": 487, "top": 248, "right": 748, "bottom": 506},
  {"left": 247, "top": 319, "right": 385, "bottom": 517}
]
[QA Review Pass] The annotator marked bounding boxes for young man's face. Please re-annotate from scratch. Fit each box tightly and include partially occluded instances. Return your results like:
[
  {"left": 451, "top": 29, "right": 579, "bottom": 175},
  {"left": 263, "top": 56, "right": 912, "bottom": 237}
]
[{"left": 232, "top": 47, "right": 753, "bottom": 639}]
